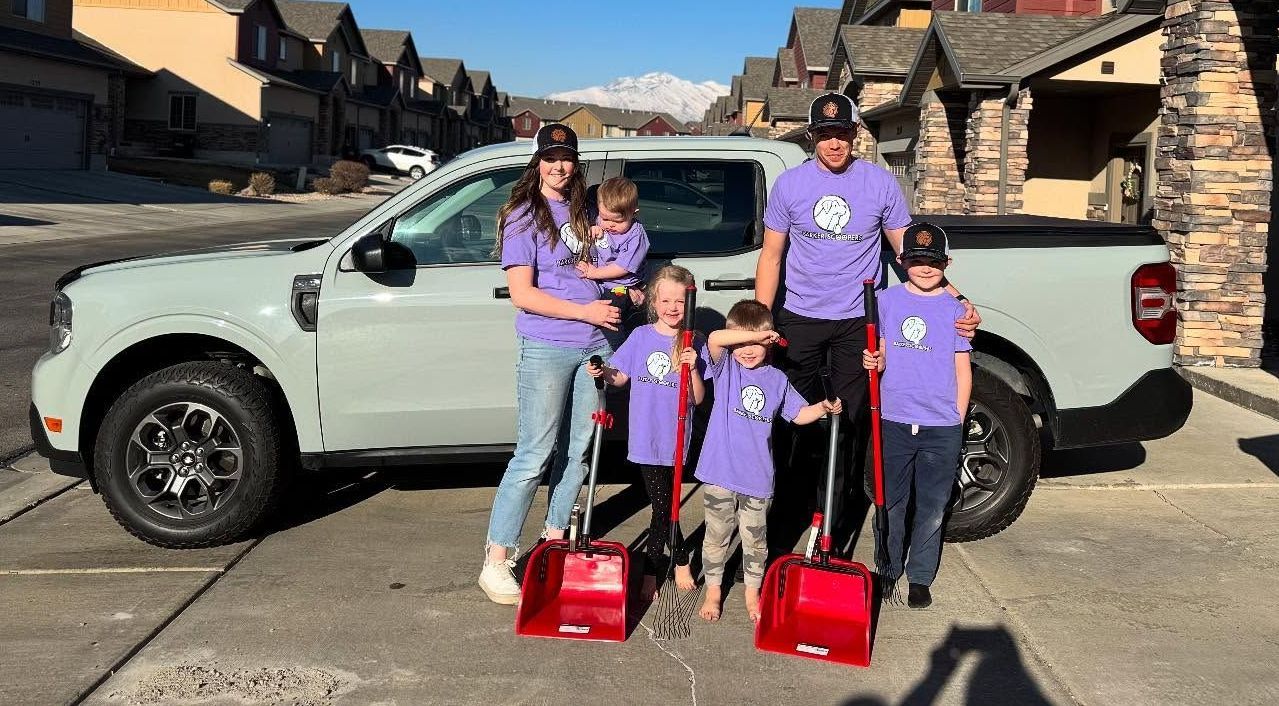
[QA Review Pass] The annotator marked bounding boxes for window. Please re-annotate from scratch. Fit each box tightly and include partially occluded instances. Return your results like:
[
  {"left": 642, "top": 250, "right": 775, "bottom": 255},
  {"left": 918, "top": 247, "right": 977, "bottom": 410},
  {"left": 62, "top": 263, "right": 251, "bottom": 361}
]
[
  {"left": 331, "top": 51, "right": 341, "bottom": 73},
  {"left": 350, "top": 58, "right": 358, "bottom": 85},
  {"left": 11, "top": 0, "right": 44, "bottom": 22},
  {"left": 622, "top": 160, "right": 762, "bottom": 254},
  {"left": 279, "top": 37, "right": 288, "bottom": 61},
  {"left": 390, "top": 167, "right": 527, "bottom": 265},
  {"left": 254, "top": 25, "right": 267, "bottom": 61},
  {"left": 522, "top": 116, "right": 531, "bottom": 130},
  {"left": 960, "top": 0, "right": 982, "bottom": 10},
  {"left": 168, "top": 94, "right": 197, "bottom": 131}
]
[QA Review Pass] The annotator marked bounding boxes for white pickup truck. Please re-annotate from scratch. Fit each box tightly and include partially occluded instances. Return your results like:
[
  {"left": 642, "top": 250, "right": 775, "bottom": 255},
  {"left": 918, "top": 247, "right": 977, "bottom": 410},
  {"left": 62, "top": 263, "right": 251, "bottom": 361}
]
[{"left": 30, "top": 137, "right": 1191, "bottom": 548}]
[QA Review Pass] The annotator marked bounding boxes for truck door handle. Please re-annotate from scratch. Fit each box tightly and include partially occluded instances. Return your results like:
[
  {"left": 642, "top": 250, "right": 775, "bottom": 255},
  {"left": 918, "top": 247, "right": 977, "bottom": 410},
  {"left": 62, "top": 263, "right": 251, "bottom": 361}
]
[
  {"left": 704, "top": 278, "right": 755, "bottom": 291},
  {"left": 493, "top": 287, "right": 510, "bottom": 299}
]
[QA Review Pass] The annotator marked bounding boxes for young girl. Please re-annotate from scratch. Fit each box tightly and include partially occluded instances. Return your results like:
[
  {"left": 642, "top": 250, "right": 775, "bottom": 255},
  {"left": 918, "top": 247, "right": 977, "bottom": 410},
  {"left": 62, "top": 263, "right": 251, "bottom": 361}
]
[{"left": 586, "top": 265, "right": 707, "bottom": 599}]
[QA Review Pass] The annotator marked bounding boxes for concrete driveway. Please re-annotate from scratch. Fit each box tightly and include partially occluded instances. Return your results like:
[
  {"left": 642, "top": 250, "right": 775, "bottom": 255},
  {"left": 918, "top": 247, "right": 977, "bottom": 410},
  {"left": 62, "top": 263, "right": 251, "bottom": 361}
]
[
  {"left": 1, "top": 391, "right": 1276, "bottom": 705},
  {"left": 0, "top": 170, "right": 399, "bottom": 246}
]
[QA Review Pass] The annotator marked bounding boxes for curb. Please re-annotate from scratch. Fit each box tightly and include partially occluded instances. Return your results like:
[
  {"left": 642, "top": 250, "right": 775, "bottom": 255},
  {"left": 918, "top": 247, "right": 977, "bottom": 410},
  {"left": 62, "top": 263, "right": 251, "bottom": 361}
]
[{"left": 1178, "top": 367, "right": 1279, "bottom": 423}]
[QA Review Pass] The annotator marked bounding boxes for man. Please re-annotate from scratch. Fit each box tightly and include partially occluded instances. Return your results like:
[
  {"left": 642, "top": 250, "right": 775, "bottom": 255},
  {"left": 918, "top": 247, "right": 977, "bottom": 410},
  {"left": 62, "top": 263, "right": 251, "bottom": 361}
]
[{"left": 755, "top": 92, "right": 979, "bottom": 549}]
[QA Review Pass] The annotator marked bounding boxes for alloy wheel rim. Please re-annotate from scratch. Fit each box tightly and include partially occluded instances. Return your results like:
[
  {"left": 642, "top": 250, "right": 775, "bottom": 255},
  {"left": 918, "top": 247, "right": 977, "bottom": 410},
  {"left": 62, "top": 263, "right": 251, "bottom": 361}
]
[
  {"left": 953, "top": 402, "right": 1011, "bottom": 514},
  {"left": 126, "top": 402, "right": 244, "bottom": 520}
]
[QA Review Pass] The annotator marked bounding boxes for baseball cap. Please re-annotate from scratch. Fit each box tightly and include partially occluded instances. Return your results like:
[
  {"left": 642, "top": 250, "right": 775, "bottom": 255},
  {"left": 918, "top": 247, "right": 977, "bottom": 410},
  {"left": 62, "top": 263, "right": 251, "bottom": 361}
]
[
  {"left": 534, "top": 123, "right": 578, "bottom": 156},
  {"left": 901, "top": 222, "right": 949, "bottom": 262},
  {"left": 808, "top": 92, "right": 859, "bottom": 130}
]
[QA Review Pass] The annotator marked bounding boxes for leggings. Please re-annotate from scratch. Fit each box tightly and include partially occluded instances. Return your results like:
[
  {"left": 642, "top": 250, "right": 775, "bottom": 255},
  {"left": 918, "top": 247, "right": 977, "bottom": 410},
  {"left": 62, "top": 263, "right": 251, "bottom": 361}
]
[{"left": 639, "top": 464, "right": 691, "bottom": 575}]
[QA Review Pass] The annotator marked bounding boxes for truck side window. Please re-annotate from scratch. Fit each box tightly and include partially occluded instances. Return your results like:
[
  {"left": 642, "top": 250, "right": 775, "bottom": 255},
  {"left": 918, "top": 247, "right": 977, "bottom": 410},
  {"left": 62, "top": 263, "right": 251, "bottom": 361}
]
[
  {"left": 621, "top": 160, "right": 762, "bottom": 254},
  {"left": 390, "top": 167, "right": 523, "bottom": 265}
]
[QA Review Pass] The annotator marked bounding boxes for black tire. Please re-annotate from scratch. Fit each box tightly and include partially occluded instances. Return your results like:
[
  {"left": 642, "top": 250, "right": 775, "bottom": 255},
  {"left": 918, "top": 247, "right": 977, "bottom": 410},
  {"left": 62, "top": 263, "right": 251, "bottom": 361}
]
[
  {"left": 93, "top": 361, "right": 283, "bottom": 549},
  {"left": 944, "top": 367, "right": 1040, "bottom": 542},
  {"left": 409, "top": 165, "right": 425, "bottom": 180}
]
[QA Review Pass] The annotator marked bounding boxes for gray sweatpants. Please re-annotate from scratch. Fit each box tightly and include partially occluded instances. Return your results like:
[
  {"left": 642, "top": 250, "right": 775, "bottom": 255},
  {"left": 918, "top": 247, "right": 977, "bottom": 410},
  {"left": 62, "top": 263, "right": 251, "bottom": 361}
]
[{"left": 702, "top": 484, "right": 771, "bottom": 589}]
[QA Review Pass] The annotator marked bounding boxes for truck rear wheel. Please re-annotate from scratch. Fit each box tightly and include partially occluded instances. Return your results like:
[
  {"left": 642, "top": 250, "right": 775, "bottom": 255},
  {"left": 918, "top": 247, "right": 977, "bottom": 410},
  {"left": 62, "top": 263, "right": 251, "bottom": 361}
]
[
  {"left": 944, "top": 367, "right": 1040, "bottom": 542},
  {"left": 93, "top": 361, "right": 283, "bottom": 548}
]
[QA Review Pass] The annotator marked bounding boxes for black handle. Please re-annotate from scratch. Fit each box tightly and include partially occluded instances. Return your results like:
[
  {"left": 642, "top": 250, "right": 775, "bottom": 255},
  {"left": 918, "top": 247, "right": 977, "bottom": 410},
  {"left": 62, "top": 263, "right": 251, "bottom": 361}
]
[
  {"left": 704, "top": 278, "right": 755, "bottom": 291},
  {"left": 590, "top": 354, "right": 605, "bottom": 390},
  {"left": 820, "top": 369, "right": 837, "bottom": 403},
  {"left": 493, "top": 286, "right": 510, "bottom": 299},
  {"left": 863, "top": 279, "right": 877, "bottom": 327},
  {"left": 683, "top": 285, "right": 697, "bottom": 332}
]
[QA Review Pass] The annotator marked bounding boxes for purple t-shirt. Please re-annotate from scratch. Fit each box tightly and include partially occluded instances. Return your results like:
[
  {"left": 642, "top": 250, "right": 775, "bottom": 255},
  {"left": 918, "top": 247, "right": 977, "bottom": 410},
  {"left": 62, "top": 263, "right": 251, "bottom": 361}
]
[
  {"left": 694, "top": 354, "right": 806, "bottom": 499},
  {"left": 878, "top": 285, "right": 972, "bottom": 426},
  {"left": 763, "top": 159, "right": 912, "bottom": 320},
  {"left": 500, "top": 198, "right": 607, "bottom": 349},
  {"left": 595, "top": 220, "right": 649, "bottom": 290},
  {"left": 610, "top": 324, "right": 711, "bottom": 466}
]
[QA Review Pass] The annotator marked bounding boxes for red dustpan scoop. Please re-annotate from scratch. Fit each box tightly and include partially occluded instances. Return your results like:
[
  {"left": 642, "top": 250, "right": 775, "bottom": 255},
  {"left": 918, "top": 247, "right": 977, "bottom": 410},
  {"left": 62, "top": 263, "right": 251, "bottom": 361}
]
[
  {"left": 755, "top": 369, "right": 874, "bottom": 666},
  {"left": 515, "top": 356, "right": 629, "bottom": 642}
]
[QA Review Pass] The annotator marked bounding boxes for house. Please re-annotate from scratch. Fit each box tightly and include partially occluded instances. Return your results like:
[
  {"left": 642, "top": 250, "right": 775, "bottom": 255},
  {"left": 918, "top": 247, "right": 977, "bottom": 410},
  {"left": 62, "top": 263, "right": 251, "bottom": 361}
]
[
  {"left": 507, "top": 96, "right": 575, "bottom": 140},
  {"left": 786, "top": 6, "right": 842, "bottom": 89},
  {"left": 825, "top": 23, "right": 927, "bottom": 162},
  {"left": 861, "top": 10, "right": 1163, "bottom": 223},
  {"left": 465, "top": 69, "right": 510, "bottom": 147},
  {"left": 74, "top": 0, "right": 336, "bottom": 166},
  {"left": 275, "top": 0, "right": 380, "bottom": 158},
  {"left": 773, "top": 47, "right": 799, "bottom": 87},
  {"left": 419, "top": 57, "right": 472, "bottom": 158},
  {"left": 361, "top": 28, "right": 441, "bottom": 149},
  {"left": 760, "top": 87, "right": 828, "bottom": 138},
  {"left": 2, "top": 0, "right": 144, "bottom": 169},
  {"left": 561, "top": 104, "right": 604, "bottom": 140}
]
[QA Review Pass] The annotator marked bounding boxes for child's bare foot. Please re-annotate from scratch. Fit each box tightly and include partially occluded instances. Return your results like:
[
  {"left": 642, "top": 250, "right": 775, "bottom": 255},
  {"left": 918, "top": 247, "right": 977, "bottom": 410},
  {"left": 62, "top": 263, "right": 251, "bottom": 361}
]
[
  {"left": 699, "top": 585, "right": 722, "bottom": 622},
  {"left": 744, "top": 586, "right": 762, "bottom": 624},
  {"left": 675, "top": 564, "right": 695, "bottom": 591},
  {"left": 640, "top": 574, "right": 658, "bottom": 601}
]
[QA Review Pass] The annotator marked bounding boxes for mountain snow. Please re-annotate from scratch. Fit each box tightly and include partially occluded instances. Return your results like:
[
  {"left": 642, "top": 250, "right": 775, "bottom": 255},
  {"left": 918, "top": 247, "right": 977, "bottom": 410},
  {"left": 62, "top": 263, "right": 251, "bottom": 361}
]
[{"left": 545, "top": 72, "right": 728, "bottom": 124}]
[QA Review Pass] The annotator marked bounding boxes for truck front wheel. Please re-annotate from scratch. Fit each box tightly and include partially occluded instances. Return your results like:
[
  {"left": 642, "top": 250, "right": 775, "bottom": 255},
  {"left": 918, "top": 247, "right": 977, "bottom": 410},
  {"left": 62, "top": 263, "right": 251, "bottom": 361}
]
[
  {"left": 93, "top": 362, "right": 284, "bottom": 548},
  {"left": 944, "top": 367, "right": 1041, "bottom": 542}
]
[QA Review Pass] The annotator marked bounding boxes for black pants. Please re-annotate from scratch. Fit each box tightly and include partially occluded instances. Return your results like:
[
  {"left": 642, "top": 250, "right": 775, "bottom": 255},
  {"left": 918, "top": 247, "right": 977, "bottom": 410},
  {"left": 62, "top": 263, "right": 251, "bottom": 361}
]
[
  {"left": 639, "top": 463, "right": 691, "bottom": 575},
  {"left": 770, "top": 308, "right": 871, "bottom": 554}
]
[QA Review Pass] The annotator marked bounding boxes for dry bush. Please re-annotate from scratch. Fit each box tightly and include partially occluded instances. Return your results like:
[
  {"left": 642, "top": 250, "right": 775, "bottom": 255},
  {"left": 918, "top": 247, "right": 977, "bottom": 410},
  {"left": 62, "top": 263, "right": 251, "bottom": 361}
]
[
  {"left": 248, "top": 172, "right": 276, "bottom": 196},
  {"left": 330, "top": 160, "right": 370, "bottom": 191},
  {"left": 208, "top": 179, "right": 235, "bottom": 195}
]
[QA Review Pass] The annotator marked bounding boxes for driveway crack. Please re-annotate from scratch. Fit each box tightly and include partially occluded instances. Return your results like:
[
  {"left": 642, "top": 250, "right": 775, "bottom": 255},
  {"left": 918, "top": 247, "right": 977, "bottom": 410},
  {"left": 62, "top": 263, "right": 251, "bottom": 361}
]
[
  {"left": 638, "top": 620, "right": 698, "bottom": 706},
  {"left": 1151, "top": 489, "right": 1233, "bottom": 542}
]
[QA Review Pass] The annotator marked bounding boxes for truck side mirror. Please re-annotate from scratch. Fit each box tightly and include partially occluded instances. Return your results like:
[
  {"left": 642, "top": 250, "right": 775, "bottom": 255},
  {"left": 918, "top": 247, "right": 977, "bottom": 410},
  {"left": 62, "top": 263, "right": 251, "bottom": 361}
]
[{"left": 350, "top": 232, "right": 386, "bottom": 273}]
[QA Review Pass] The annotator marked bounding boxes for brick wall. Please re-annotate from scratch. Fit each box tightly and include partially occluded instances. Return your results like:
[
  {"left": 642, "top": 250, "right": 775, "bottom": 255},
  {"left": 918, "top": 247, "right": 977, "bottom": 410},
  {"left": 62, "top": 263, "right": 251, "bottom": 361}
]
[
  {"left": 1155, "top": 0, "right": 1276, "bottom": 367},
  {"left": 915, "top": 94, "right": 967, "bottom": 214}
]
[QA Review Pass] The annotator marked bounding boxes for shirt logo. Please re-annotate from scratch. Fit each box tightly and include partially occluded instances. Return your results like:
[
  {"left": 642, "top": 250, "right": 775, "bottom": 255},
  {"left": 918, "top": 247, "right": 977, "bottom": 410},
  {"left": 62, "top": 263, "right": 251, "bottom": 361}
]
[
  {"left": 822, "top": 100, "right": 840, "bottom": 118},
  {"left": 646, "top": 351, "right": 672, "bottom": 380},
  {"left": 901, "top": 316, "right": 927, "bottom": 345},
  {"left": 741, "top": 385, "right": 766, "bottom": 415},
  {"left": 813, "top": 195, "right": 851, "bottom": 235},
  {"left": 559, "top": 222, "right": 582, "bottom": 254}
]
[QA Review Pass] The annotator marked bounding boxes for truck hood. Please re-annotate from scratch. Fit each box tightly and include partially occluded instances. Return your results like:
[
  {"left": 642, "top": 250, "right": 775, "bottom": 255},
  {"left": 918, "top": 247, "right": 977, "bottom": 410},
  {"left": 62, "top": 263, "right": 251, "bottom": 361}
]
[{"left": 56, "top": 237, "right": 332, "bottom": 290}]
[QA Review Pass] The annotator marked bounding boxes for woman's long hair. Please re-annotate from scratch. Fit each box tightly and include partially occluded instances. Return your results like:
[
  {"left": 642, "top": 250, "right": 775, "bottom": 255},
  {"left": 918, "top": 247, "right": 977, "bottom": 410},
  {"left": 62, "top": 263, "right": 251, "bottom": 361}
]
[
  {"left": 646, "top": 264, "right": 698, "bottom": 360},
  {"left": 494, "top": 154, "right": 592, "bottom": 260}
]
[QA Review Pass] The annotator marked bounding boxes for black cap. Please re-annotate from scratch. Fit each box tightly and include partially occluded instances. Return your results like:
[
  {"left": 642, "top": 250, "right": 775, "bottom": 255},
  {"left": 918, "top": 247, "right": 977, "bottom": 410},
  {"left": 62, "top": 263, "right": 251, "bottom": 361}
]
[
  {"left": 901, "top": 222, "right": 949, "bottom": 262},
  {"left": 534, "top": 123, "right": 578, "bottom": 156},
  {"left": 808, "top": 92, "right": 859, "bottom": 129}
]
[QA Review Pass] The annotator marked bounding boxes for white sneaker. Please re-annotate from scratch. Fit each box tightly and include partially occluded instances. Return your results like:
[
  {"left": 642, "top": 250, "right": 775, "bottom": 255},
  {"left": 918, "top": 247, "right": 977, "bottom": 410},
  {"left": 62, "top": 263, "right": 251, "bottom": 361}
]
[{"left": 478, "top": 559, "right": 520, "bottom": 605}]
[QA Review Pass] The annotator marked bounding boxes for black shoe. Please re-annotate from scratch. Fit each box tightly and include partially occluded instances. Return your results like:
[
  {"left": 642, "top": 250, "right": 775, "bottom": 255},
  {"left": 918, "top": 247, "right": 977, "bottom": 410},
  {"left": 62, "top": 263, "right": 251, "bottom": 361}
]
[{"left": 908, "top": 583, "right": 932, "bottom": 609}]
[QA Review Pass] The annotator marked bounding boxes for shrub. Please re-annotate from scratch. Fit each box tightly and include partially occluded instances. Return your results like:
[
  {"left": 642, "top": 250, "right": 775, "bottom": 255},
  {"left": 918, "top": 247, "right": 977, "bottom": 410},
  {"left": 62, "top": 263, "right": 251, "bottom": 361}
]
[
  {"left": 312, "top": 177, "right": 345, "bottom": 195},
  {"left": 208, "top": 179, "right": 235, "bottom": 195},
  {"left": 248, "top": 171, "right": 276, "bottom": 196},
  {"left": 330, "top": 160, "right": 370, "bottom": 191}
]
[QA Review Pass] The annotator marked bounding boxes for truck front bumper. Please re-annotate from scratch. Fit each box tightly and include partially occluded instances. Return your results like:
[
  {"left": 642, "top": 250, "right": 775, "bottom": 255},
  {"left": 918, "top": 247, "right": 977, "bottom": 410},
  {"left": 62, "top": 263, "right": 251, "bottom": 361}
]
[
  {"left": 30, "top": 403, "right": 88, "bottom": 479},
  {"left": 1053, "top": 368, "right": 1193, "bottom": 450}
]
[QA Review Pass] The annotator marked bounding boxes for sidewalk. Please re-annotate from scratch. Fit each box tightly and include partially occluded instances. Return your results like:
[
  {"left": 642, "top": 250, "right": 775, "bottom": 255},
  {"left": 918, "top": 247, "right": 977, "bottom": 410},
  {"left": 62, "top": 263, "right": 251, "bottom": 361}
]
[
  {"left": 1179, "top": 365, "right": 1279, "bottom": 423},
  {"left": 0, "top": 170, "right": 407, "bottom": 247}
]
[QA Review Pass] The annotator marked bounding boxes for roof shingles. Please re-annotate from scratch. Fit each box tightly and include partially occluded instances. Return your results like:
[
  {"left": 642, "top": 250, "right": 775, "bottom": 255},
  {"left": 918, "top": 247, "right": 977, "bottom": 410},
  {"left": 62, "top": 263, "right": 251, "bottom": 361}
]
[
  {"left": 765, "top": 87, "right": 829, "bottom": 121},
  {"left": 934, "top": 11, "right": 1099, "bottom": 76},
  {"left": 794, "top": 7, "right": 841, "bottom": 70},
  {"left": 839, "top": 25, "right": 926, "bottom": 75}
]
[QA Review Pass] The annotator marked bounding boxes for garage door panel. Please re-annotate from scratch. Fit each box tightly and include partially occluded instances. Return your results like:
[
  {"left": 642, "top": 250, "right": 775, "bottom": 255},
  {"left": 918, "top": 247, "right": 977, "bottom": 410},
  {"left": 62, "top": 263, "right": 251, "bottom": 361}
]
[
  {"left": 0, "top": 89, "right": 86, "bottom": 170},
  {"left": 268, "top": 115, "right": 312, "bottom": 166}
]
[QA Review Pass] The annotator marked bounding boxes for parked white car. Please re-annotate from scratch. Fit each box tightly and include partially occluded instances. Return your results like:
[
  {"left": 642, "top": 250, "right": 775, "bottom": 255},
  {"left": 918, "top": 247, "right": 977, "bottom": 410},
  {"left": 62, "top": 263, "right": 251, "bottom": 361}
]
[{"left": 360, "top": 145, "right": 439, "bottom": 180}]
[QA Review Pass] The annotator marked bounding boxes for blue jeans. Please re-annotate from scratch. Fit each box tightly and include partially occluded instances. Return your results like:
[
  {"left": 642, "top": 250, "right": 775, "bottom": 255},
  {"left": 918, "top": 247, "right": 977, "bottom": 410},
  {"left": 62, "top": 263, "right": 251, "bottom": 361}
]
[
  {"left": 877, "top": 419, "right": 963, "bottom": 586},
  {"left": 486, "top": 336, "right": 612, "bottom": 551}
]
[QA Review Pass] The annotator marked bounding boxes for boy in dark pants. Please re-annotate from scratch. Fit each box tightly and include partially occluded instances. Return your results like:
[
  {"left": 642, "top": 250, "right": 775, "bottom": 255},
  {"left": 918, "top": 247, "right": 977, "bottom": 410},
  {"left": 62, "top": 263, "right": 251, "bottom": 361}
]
[{"left": 863, "top": 222, "right": 972, "bottom": 609}]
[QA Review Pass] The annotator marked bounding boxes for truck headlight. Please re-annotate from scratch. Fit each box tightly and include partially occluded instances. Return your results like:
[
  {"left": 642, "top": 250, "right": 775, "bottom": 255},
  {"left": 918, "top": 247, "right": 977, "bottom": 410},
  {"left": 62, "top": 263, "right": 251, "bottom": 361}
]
[{"left": 49, "top": 292, "right": 72, "bottom": 354}]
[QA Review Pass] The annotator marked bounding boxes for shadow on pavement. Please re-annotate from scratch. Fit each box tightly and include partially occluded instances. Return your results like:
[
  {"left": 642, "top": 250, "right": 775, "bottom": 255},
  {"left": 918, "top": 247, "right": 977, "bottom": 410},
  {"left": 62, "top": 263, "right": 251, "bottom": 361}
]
[
  {"left": 1040, "top": 441, "right": 1147, "bottom": 479},
  {"left": 1238, "top": 434, "right": 1279, "bottom": 477},
  {"left": 842, "top": 625, "right": 1055, "bottom": 706}
]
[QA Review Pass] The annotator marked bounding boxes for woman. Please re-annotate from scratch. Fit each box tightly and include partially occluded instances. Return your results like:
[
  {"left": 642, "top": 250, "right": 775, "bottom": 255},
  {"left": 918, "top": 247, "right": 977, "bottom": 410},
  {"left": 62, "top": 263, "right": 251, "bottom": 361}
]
[{"left": 479, "top": 123, "right": 621, "bottom": 604}]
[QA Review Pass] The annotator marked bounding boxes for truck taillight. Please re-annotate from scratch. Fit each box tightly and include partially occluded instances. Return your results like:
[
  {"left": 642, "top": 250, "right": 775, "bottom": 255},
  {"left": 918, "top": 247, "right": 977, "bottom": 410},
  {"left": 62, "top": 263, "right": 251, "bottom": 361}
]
[{"left": 1132, "top": 262, "right": 1176, "bottom": 345}]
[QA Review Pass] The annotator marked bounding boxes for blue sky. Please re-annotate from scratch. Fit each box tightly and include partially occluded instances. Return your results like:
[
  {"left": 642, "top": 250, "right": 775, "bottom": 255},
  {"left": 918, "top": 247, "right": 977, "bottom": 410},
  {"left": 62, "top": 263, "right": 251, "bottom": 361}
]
[{"left": 349, "top": 0, "right": 842, "bottom": 97}]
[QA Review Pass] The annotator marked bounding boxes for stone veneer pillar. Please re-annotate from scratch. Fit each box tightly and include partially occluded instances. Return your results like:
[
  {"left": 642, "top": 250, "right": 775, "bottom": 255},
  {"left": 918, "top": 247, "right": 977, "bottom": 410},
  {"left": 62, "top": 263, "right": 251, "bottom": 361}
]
[
  {"left": 1155, "top": 0, "right": 1276, "bottom": 367},
  {"left": 964, "top": 89, "right": 1032, "bottom": 215},
  {"left": 851, "top": 79, "right": 904, "bottom": 162},
  {"left": 914, "top": 92, "right": 967, "bottom": 215}
]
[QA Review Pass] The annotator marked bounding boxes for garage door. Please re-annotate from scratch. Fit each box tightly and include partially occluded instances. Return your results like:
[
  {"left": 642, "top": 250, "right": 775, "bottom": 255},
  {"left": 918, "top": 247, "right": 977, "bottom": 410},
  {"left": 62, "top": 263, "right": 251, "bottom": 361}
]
[
  {"left": 267, "top": 115, "right": 312, "bottom": 166},
  {"left": 0, "top": 89, "right": 87, "bottom": 170}
]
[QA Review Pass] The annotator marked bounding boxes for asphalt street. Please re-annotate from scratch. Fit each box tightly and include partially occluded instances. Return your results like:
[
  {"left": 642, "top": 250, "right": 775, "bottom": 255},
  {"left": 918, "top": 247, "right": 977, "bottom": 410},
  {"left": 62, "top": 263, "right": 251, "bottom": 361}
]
[{"left": 0, "top": 209, "right": 367, "bottom": 457}]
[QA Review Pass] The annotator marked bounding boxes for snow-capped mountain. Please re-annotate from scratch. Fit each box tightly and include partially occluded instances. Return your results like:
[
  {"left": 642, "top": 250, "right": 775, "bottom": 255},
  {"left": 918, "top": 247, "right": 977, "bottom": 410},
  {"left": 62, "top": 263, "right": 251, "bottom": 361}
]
[{"left": 546, "top": 72, "right": 728, "bottom": 124}]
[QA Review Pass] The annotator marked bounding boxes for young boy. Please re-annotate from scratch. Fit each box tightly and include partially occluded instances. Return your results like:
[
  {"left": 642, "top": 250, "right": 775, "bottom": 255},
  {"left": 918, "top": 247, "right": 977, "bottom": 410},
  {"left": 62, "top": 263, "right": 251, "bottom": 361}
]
[
  {"left": 697, "top": 299, "right": 842, "bottom": 623},
  {"left": 576, "top": 176, "right": 650, "bottom": 310},
  {"left": 862, "top": 222, "right": 972, "bottom": 609}
]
